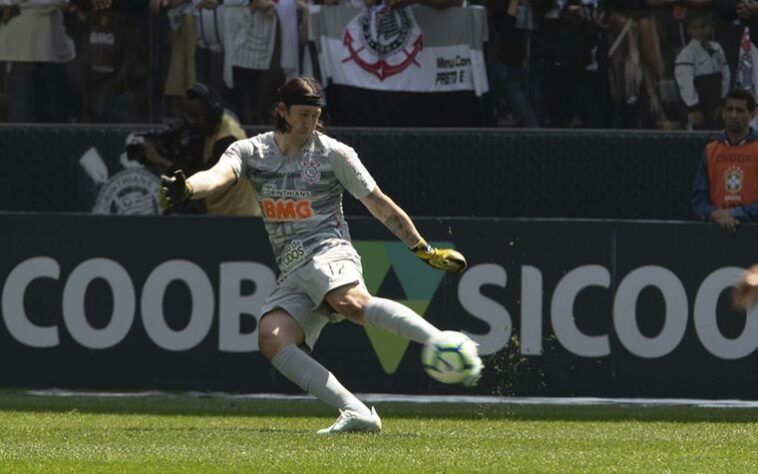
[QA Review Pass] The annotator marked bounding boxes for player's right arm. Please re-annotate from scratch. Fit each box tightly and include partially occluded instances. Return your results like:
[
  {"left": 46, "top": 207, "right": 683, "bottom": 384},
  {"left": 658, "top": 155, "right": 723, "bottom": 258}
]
[
  {"left": 160, "top": 139, "right": 252, "bottom": 209},
  {"left": 159, "top": 156, "right": 237, "bottom": 209},
  {"left": 360, "top": 188, "right": 467, "bottom": 273},
  {"left": 186, "top": 160, "right": 237, "bottom": 198}
]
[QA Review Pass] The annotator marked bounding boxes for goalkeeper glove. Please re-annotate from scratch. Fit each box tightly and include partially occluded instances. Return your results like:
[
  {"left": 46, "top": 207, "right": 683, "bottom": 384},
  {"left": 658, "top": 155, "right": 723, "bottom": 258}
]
[
  {"left": 159, "top": 170, "right": 193, "bottom": 209},
  {"left": 411, "top": 239, "right": 467, "bottom": 273}
]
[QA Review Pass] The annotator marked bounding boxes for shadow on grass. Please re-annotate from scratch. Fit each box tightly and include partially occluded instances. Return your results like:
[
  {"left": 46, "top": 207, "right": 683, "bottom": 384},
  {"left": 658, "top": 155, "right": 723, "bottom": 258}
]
[{"left": 1, "top": 390, "right": 758, "bottom": 423}]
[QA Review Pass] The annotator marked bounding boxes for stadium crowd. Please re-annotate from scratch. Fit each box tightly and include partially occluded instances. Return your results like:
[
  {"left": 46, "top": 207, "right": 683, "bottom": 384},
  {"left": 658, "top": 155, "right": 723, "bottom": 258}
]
[{"left": 2, "top": 0, "right": 758, "bottom": 129}]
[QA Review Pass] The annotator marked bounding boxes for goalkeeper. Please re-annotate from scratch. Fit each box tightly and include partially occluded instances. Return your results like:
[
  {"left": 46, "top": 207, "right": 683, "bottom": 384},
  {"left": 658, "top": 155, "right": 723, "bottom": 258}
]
[{"left": 160, "top": 76, "right": 480, "bottom": 435}]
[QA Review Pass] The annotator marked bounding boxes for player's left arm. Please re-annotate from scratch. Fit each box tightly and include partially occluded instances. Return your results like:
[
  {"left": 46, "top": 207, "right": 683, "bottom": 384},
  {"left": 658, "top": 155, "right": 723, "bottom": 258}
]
[
  {"left": 159, "top": 157, "right": 237, "bottom": 209},
  {"left": 360, "top": 187, "right": 467, "bottom": 272},
  {"left": 361, "top": 187, "right": 423, "bottom": 247}
]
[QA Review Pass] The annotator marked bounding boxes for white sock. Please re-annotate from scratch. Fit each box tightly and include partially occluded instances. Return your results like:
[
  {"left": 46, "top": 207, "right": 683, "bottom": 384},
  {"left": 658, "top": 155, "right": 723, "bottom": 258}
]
[
  {"left": 270, "top": 344, "right": 371, "bottom": 416},
  {"left": 363, "top": 297, "right": 442, "bottom": 344}
]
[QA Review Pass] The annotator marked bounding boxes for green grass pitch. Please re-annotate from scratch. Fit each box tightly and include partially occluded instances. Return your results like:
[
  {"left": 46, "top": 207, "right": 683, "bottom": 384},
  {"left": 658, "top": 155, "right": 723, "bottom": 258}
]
[{"left": 2, "top": 391, "right": 758, "bottom": 473}]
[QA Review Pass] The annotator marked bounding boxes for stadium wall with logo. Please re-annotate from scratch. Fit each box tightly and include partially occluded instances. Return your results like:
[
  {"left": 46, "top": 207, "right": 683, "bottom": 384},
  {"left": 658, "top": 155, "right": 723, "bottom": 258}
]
[
  {"left": 2, "top": 213, "right": 758, "bottom": 398},
  {"left": 0, "top": 125, "right": 711, "bottom": 220}
]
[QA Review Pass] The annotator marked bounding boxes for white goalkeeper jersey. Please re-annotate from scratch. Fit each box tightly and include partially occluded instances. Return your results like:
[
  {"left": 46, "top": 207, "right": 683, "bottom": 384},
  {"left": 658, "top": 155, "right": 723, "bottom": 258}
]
[{"left": 219, "top": 131, "right": 376, "bottom": 275}]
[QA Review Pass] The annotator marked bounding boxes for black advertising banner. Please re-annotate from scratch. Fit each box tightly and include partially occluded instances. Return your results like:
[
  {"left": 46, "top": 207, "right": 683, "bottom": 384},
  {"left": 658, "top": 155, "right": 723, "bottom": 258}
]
[
  {"left": 2, "top": 214, "right": 758, "bottom": 398},
  {"left": 0, "top": 215, "right": 278, "bottom": 391}
]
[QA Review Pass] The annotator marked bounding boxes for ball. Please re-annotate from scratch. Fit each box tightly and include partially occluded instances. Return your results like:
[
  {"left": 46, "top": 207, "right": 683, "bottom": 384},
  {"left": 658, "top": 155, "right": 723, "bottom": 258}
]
[{"left": 421, "top": 331, "right": 483, "bottom": 385}]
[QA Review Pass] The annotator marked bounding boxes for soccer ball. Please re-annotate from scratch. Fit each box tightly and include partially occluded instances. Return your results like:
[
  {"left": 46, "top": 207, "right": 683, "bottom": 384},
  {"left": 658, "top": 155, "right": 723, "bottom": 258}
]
[{"left": 421, "top": 331, "right": 483, "bottom": 385}]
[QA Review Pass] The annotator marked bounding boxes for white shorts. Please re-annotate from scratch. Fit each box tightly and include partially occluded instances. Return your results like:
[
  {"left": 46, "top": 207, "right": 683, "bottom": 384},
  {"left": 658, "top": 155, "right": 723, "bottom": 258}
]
[{"left": 260, "top": 243, "right": 366, "bottom": 351}]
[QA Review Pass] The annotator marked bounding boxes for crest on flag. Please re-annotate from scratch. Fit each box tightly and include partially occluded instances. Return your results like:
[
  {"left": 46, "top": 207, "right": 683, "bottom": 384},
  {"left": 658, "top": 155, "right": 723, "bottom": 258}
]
[{"left": 342, "top": 6, "right": 423, "bottom": 81}]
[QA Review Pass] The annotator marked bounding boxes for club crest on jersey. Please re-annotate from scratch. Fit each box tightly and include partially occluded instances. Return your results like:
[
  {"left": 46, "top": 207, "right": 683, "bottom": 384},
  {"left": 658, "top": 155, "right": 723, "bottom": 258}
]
[
  {"left": 300, "top": 157, "right": 322, "bottom": 185},
  {"left": 342, "top": 6, "right": 423, "bottom": 81},
  {"left": 725, "top": 166, "right": 744, "bottom": 194}
]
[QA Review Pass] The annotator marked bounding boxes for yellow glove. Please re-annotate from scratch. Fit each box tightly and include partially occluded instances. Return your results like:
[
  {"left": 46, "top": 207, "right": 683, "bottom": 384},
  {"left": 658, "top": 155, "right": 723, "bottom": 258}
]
[
  {"left": 159, "top": 170, "right": 193, "bottom": 210},
  {"left": 411, "top": 239, "right": 467, "bottom": 273}
]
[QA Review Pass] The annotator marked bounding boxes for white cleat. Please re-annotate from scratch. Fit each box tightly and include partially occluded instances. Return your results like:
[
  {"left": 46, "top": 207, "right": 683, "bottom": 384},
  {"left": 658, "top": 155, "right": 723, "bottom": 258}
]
[{"left": 316, "top": 406, "right": 382, "bottom": 434}]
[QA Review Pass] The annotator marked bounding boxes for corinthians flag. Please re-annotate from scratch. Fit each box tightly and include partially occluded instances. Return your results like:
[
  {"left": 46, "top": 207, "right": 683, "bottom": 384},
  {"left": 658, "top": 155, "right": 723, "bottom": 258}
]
[{"left": 309, "top": 3, "right": 489, "bottom": 96}]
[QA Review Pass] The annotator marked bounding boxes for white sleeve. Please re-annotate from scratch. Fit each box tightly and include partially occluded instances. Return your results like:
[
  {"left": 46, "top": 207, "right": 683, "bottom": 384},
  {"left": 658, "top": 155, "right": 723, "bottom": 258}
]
[
  {"left": 675, "top": 47, "right": 698, "bottom": 107},
  {"left": 332, "top": 145, "right": 376, "bottom": 199},
  {"left": 218, "top": 140, "right": 251, "bottom": 182}
]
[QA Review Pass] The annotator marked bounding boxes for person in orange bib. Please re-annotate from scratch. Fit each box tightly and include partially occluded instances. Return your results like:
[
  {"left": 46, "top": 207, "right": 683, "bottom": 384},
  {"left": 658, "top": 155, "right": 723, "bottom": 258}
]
[{"left": 692, "top": 88, "right": 758, "bottom": 233}]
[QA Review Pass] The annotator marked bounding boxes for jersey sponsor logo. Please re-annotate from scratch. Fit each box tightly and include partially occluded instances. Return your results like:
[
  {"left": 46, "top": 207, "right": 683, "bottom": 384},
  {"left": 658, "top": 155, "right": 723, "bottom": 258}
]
[
  {"left": 278, "top": 239, "right": 307, "bottom": 273},
  {"left": 89, "top": 31, "right": 115, "bottom": 46},
  {"left": 342, "top": 6, "right": 423, "bottom": 81},
  {"left": 725, "top": 165, "right": 744, "bottom": 196},
  {"left": 260, "top": 183, "right": 311, "bottom": 199},
  {"left": 262, "top": 199, "right": 313, "bottom": 220},
  {"left": 93, "top": 169, "right": 160, "bottom": 215},
  {"left": 300, "top": 157, "right": 322, "bottom": 185}
]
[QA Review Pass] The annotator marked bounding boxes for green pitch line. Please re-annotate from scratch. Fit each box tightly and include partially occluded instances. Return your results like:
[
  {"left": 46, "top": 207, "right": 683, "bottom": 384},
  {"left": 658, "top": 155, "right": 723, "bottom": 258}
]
[{"left": 1, "top": 391, "right": 758, "bottom": 473}]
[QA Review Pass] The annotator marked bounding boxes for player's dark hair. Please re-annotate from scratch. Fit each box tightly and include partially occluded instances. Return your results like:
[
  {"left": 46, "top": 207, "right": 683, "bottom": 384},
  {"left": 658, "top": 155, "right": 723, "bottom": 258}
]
[
  {"left": 273, "top": 76, "right": 325, "bottom": 133},
  {"left": 725, "top": 88, "right": 757, "bottom": 112}
]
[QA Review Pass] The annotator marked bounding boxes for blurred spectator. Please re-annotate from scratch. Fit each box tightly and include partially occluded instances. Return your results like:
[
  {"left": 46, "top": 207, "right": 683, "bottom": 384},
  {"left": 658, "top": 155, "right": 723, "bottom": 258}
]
[
  {"left": 385, "top": 0, "right": 462, "bottom": 7},
  {"left": 68, "top": 0, "right": 152, "bottom": 122},
  {"left": 597, "top": 0, "right": 719, "bottom": 128},
  {"left": 145, "top": 0, "right": 186, "bottom": 121},
  {"left": 193, "top": 0, "right": 231, "bottom": 105},
  {"left": 713, "top": 0, "right": 758, "bottom": 130},
  {"left": 488, "top": 0, "right": 540, "bottom": 127},
  {"left": 531, "top": 0, "right": 606, "bottom": 127},
  {"left": 674, "top": 12, "right": 730, "bottom": 129},
  {"left": 713, "top": 0, "right": 758, "bottom": 77},
  {"left": 163, "top": 0, "right": 197, "bottom": 118},
  {"left": 310, "top": 0, "right": 357, "bottom": 4},
  {"left": 359, "top": 0, "right": 462, "bottom": 6},
  {"left": 733, "top": 26, "right": 757, "bottom": 91},
  {"left": 275, "top": 0, "right": 300, "bottom": 79},
  {"left": 0, "top": 0, "right": 77, "bottom": 122},
  {"left": 223, "top": 0, "right": 284, "bottom": 125},
  {"left": 691, "top": 88, "right": 758, "bottom": 233}
]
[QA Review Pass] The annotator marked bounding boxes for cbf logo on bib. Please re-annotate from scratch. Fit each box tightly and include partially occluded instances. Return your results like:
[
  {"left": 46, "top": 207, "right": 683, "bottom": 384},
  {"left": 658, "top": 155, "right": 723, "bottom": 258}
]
[
  {"left": 725, "top": 165, "right": 744, "bottom": 195},
  {"left": 342, "top": 6, "right": 423, "bottom": 81}
]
